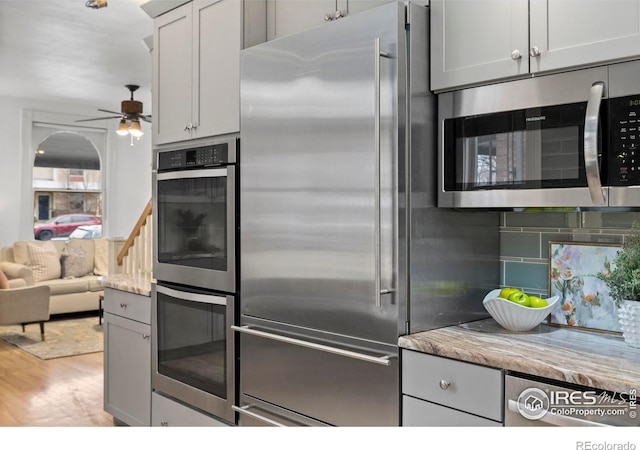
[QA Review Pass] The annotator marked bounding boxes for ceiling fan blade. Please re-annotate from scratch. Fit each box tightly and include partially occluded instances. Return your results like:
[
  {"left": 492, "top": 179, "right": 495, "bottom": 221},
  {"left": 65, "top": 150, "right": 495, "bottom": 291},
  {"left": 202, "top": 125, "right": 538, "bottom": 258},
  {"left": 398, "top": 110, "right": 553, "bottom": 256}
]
[
  {"left": 139, "top": 115, "right": 152, "bottom": 123},
  {"left": 75, "top": 116, "right": 123, "bottom": 122},
  {"left": 97, "top": 108, "right": 124, "bottom": 116}
]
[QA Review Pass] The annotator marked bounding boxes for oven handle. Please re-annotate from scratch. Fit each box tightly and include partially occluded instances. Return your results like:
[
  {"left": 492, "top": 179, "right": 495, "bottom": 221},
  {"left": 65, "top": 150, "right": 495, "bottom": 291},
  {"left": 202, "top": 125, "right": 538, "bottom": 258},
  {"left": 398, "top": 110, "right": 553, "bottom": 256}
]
[
  {"left": 232, "top": 405, "right": 287, "bottom": 427},
  {"left": 156, "top": 167, "right": 227, "bottom": 181},
  {"left": 231, "top": 325, "right": 393, "bottom": 366},
  {"left": 507, "top": 399, "right": 611, "bottom": 427},
  {"left": 584, "top": 81, "right": 606, "bottom": 206},
  {"left": 155, "top": 284, "right": 228, "bottom": 306}
]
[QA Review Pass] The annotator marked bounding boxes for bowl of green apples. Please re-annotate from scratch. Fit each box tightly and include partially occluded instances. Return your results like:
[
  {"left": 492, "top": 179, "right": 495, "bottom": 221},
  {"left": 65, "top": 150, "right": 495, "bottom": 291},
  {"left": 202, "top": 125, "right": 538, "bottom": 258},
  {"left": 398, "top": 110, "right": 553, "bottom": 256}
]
[{"left": 482, "top": 287, "right": 559, "bottom": 332}]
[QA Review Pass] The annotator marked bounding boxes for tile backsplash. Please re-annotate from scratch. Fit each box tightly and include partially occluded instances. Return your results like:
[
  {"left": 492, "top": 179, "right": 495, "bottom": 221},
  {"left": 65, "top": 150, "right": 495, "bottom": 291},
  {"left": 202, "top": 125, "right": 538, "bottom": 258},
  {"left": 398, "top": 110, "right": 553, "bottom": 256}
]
[{"left": 500, "top": 211, "right": 640, "bottom": 297}]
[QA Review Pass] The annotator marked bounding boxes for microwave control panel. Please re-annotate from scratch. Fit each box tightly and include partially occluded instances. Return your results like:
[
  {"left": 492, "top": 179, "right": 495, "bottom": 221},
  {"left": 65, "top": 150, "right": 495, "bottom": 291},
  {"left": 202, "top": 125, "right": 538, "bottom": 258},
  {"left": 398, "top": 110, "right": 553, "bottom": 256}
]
[
  {"left": 157, "top": 143, "right": 230, "bottom": 171},
  {"left": 610, "top": 95, "right": 640, "bottom": 186}
]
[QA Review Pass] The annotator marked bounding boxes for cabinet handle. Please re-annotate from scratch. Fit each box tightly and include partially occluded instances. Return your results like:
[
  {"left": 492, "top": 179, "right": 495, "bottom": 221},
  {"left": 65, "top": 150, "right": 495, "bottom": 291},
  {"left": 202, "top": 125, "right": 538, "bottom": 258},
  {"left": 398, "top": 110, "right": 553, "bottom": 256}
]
[
  {"left": 142, "top": 334, "right": 150, "bottom": 340},
  {"left": 160, "top": 421, "right": 168, "bottom": 427},
  {"left": 529, "top": 46, "right": 541, "bottom": 57},
  {"left": 324, "top": 12, "right": 333, "bottom": 21},
  {"left": 439, "top": 380, "right": 451, "bottom": 390},
  {"left": 191, "top": 123, "right": 197, "bottom": 129},
  {"left": 334, "top": 10, "right": 344, "bottom": 19},
  {"left": 119, "top": 303, "right": 127, "bottom": 309},
  {"left": 510, "top": 49, "right": 522, "bottom": 60}
]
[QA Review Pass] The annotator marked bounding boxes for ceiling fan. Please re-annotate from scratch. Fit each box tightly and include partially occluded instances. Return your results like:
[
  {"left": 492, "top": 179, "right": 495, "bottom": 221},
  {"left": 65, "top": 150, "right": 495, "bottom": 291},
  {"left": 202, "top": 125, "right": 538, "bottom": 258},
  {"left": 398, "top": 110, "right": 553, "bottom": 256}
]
[{"left": 76, "top": 84, "right": 151, "bottom": 138}]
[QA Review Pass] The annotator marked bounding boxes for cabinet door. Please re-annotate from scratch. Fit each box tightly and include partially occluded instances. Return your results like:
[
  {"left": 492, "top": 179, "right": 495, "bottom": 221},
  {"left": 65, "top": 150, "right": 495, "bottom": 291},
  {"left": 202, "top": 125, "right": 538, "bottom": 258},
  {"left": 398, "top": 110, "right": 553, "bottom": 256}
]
[
  {"left": 151, "top": 392, "right": 229, "bottom": 427},
  {"left": 403, "top": 396, "right": 502, "bottom": 427},
  {"left": 266, "top": 0, "right": 337, "bottom": 41},
  {"left": 192, "top": 0, "right": 241, "bottom": 139},
  {"left": 104, "top": 313, "right": 151, "bottom": 426},
  {"left": 345, "top": 0, "right": 390, "bottom": 16},
  {"left": 153, "top": 3, "right": 193, "bottom": 145},
  {"left": 530, "top": 0, "right": 640, "bottom": 74},
  {"left": 430, "top": 0, "right": 529, "bottom": 92}
]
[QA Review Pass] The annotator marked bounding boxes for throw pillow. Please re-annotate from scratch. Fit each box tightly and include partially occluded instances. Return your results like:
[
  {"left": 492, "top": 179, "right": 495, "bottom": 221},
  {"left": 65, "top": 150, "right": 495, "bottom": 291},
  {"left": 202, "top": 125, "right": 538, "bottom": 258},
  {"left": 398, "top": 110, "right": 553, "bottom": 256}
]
[
  {"left": 26, "top": 241, "right": 61, "bottom": 282},
  {"left": 60, "top": 245, "right": 87, "bottom": 278}
]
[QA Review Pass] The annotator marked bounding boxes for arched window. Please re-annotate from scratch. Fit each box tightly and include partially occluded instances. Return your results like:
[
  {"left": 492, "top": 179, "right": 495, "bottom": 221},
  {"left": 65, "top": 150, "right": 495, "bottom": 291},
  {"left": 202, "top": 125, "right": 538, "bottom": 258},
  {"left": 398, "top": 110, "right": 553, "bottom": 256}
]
[{"left": 32, "top": 131, "right": 102, "bottom": 240}]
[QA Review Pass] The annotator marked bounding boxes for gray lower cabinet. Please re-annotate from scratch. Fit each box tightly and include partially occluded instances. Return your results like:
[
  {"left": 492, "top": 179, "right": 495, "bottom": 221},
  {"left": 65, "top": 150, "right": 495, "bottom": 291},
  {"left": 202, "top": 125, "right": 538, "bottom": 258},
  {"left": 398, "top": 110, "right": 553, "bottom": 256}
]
[
  {"left": 151, "top": 392, "right": 229, "bottom": 427},
  {"left": 103, "top": 288, "right": 151, "bottom": 426},
  {"left": 401, "top": 349, "right": 504, "bottom": 426}
]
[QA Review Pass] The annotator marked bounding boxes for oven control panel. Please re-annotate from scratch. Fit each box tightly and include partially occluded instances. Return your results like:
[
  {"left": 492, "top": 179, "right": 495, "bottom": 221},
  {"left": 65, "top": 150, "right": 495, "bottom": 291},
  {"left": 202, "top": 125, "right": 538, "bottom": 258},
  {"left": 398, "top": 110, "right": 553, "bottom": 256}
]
[
  {"left": 158, "top": 142, "right": 230, "bottom": 171},
  {"left": 610, "top": 95, "right": 640, "bottom": 186}
]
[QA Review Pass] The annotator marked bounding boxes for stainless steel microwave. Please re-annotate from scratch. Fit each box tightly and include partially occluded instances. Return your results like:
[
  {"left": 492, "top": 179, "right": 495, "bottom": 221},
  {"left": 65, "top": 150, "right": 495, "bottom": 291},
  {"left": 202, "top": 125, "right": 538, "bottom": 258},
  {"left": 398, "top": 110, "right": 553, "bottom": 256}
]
[{"left": 438, "top": 60, "right": 640, "bottom": 209}]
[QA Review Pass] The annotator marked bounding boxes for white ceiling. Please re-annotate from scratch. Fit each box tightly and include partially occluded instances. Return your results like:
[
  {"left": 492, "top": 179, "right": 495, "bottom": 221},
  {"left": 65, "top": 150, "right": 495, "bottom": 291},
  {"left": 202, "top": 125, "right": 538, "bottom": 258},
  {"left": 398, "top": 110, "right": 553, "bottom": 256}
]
[{"left": 0, "top": 0, "right": 154, "bottom": 112}]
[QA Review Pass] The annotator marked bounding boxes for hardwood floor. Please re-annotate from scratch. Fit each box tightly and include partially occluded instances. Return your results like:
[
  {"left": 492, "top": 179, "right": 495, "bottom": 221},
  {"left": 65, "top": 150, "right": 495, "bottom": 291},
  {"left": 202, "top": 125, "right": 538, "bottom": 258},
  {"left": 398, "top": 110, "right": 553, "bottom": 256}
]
[{"left": 0, "top": 337, "right": 114, "bottom": 426}]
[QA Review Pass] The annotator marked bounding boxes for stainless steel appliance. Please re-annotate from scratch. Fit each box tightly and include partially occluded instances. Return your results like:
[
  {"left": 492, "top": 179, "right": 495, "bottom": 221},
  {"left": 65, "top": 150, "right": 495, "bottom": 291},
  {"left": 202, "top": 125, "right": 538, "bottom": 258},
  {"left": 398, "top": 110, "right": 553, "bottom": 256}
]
[
  {"left": 439, "top": 59, "right": 640, "bottom": 209},
  {"left": 151, "top": 282, "right": 236, "bottom": 424},
  {"left": 237, "top": 2, "right": 499, "bottom": 426},
  {"left": 151, "top": 135, "right": 239, "bottom": 423},
  {"left": 505, "top": 374, "right": 639, "bottom": 426},
  {"left": 152, "top": 135, "right": 237, "bottom": 293}
]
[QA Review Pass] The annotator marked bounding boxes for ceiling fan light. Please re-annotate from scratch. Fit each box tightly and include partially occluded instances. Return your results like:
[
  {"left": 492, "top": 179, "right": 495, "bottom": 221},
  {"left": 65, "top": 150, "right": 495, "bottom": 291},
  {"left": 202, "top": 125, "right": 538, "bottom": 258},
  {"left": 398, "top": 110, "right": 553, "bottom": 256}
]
[
  {"left": 128, "top": 120, "right": 144, "bottom": 138},
  {"left": 116, "top": 119, "right": 129, "bottom": 136}
]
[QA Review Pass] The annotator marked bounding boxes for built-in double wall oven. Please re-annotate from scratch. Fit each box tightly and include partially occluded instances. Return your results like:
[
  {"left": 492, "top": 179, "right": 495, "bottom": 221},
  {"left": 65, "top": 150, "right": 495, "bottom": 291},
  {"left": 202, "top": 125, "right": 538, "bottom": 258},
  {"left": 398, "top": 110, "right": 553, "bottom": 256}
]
[{"left": 151, "top": 135, "right": 239, "bottom": 424}]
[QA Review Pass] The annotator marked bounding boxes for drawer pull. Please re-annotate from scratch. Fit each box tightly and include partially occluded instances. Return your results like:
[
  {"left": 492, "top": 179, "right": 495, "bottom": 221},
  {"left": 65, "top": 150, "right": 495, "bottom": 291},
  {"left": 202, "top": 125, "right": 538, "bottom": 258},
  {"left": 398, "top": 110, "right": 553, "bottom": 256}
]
[
  {"left": 160, "top": 421, "right": 168, "bottom": 427},
  {"left": 120, "top": 303, "right": 127, "bottom": 309},
  {"left": 439, "top": 380, "right": 451, "bottom": 390}
]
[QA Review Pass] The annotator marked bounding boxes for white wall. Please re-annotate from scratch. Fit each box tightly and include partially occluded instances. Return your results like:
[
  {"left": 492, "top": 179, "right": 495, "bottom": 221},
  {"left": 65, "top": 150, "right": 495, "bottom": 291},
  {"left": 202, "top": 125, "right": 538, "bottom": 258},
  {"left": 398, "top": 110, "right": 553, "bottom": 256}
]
[{"left": 0, "top": 95, "right": 152, "bottom": 249}]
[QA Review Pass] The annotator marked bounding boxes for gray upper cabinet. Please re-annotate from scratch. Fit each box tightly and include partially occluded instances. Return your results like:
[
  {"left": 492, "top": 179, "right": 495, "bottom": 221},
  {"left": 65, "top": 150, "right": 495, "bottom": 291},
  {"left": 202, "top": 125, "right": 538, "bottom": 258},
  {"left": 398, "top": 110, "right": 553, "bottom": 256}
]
[
  {"left": 432, "top": 0, "right": 640, "bottom": 93},
  {"left": 153, "top": 0, "right": 265, "bottom": 146},
  {"left": 266, "top": 0, "right": 392, "bottom": 41},
  {"left": 430, "top": 0, "right": 529, "bottom": 92},
  {"left": 529, "top": 0, "right": 640, "bottom": 74}
]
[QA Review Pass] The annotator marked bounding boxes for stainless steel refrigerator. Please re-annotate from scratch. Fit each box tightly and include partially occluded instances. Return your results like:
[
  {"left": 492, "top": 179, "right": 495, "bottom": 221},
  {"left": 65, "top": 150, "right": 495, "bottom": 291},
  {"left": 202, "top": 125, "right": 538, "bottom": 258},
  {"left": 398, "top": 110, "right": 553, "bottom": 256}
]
[{"left": 236, "top": 1, "right": 499, "bottom": 426}]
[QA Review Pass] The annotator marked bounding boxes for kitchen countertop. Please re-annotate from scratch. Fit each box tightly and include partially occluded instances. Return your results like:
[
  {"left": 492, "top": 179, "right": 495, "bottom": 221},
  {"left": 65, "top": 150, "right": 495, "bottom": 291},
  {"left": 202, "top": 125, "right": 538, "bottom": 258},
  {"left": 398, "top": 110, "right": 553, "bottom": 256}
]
[
  {"left": 102, "top": 273, "right": 154, "bottom": 297},
  {"left": 399, "top": 318, "right": 640, "bottom": 395}
]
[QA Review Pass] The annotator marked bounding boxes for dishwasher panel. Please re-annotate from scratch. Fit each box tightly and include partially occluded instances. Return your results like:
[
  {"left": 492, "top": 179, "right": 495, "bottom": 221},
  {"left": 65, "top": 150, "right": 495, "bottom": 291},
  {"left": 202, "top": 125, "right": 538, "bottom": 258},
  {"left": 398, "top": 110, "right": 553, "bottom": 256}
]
[{"left": 505, "top": 374, "right": 639, "bottom": 426}]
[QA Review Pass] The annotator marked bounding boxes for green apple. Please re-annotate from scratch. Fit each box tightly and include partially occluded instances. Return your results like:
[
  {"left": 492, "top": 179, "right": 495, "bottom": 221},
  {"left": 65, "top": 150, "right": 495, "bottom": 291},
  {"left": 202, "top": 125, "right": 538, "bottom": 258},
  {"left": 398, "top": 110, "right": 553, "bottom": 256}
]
[
  {"left": 507, "top": 291, "right": 531, "bottom": 307},
  {"left": 499, "top": 287, "right": 519, "bottom": 299},
  {"left": 529, "top": 296, "right": 548, "bottom": 308}
]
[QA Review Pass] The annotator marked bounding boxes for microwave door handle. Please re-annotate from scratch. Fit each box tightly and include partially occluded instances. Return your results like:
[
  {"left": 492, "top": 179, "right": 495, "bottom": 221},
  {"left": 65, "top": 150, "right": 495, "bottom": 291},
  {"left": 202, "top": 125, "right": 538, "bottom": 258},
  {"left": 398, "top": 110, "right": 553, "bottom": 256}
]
[
  {"left": 507, "top": 399, "right": 611, "bottom": 427},
  {"left": 584, "top": 81, "right": 606, "bottom": 205}
]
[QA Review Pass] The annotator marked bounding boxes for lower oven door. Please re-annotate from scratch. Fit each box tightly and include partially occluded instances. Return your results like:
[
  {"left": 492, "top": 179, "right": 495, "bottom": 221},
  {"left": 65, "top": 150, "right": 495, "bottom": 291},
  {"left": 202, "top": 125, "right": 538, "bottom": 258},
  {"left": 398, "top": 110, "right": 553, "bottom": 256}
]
[
  {"left": 505, "top": 374, "right": 638, "bottom": 427},
  {"left": 151, "top": 282, "right": 236, "bottom": 424}
]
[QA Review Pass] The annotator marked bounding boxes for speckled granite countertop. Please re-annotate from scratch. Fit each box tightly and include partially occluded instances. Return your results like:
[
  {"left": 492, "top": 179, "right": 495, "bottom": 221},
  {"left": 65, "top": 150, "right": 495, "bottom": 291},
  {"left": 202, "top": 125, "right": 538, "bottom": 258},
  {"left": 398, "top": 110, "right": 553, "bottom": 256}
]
[
  {"left": 103, "top": 273, "right": 154, "bottom": 297},
  {"left": 399, "top": 318, "right": 640, "bottom": 395}
]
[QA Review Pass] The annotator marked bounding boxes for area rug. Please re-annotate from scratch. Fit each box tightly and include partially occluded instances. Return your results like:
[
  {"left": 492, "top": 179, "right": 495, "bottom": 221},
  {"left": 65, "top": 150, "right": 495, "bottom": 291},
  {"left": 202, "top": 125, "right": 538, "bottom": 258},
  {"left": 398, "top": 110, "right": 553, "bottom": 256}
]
[{"left": 0, "top": 316, "right": 103, "bottom": 360}]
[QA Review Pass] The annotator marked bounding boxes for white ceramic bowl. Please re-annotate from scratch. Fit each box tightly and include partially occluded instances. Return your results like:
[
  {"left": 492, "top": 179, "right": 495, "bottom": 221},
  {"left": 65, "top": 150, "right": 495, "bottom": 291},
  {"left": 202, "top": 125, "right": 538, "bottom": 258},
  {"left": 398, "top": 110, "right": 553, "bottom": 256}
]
[{"left": 482, "top": 289, "right": 559, "bottom": 332}]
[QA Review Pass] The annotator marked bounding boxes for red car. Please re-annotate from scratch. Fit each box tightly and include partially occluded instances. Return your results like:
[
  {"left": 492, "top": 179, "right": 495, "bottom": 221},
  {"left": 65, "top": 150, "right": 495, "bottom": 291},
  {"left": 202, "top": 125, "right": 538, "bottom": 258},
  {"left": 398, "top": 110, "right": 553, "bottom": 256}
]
[{"left": 34, "top": 214, "right": 101, "bottom": 240}]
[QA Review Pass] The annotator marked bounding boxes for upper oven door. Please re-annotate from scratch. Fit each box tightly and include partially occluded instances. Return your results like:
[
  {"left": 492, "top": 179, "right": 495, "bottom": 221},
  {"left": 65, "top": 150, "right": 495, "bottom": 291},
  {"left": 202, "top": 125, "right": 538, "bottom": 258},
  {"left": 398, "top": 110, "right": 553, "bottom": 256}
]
[
  {"left": 153, "top": 165, "right": 236, "bottom": 293},
  {"left": 438, "top": 66, "right": 609, "bottom": 209}
]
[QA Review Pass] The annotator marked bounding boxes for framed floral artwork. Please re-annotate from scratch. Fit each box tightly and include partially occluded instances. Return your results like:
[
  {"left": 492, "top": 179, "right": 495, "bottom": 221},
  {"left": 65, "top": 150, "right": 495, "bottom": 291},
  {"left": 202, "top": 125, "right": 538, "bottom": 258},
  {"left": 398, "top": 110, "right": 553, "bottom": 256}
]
[{"left": 548, "top": 241, "right": 622, "bottom": 333}]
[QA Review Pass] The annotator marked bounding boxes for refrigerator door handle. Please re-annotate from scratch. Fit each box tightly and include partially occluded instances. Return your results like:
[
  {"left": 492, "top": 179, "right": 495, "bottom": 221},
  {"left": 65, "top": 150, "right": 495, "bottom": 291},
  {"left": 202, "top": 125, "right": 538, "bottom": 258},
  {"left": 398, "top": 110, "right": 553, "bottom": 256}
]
[
  {"left": 232, "top": 405, "right": 287, "bottom": 427},
  {"left": 374, "top": 37, "right": 393, "bottom": 308},
  {"left": 231, "top": 325, "right": 393, "bottom": 366}
]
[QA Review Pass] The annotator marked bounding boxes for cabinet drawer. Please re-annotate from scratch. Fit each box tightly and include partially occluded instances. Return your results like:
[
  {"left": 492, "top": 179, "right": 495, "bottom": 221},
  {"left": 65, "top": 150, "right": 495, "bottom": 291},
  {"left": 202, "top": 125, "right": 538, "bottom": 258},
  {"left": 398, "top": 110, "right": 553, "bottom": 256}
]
[
  {"left": 152, "top": 392, "right": 229, "bottom": 427},
  {"left": 402, "top": 350, "right": 503, "bottom": 422},
  {"left": 104, "top": 288, "right": 150, "bottom": 324},
  {"left": 403, "top": 395, "right": 502, "bottom": 427}
]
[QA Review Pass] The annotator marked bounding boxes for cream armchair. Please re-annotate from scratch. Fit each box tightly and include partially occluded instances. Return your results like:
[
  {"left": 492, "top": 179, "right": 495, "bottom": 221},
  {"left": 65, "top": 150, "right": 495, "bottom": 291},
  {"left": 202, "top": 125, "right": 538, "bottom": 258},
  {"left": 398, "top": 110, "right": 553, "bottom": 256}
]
[{"left": 0, "top": 285, "right": 50, "bottom": 341}]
